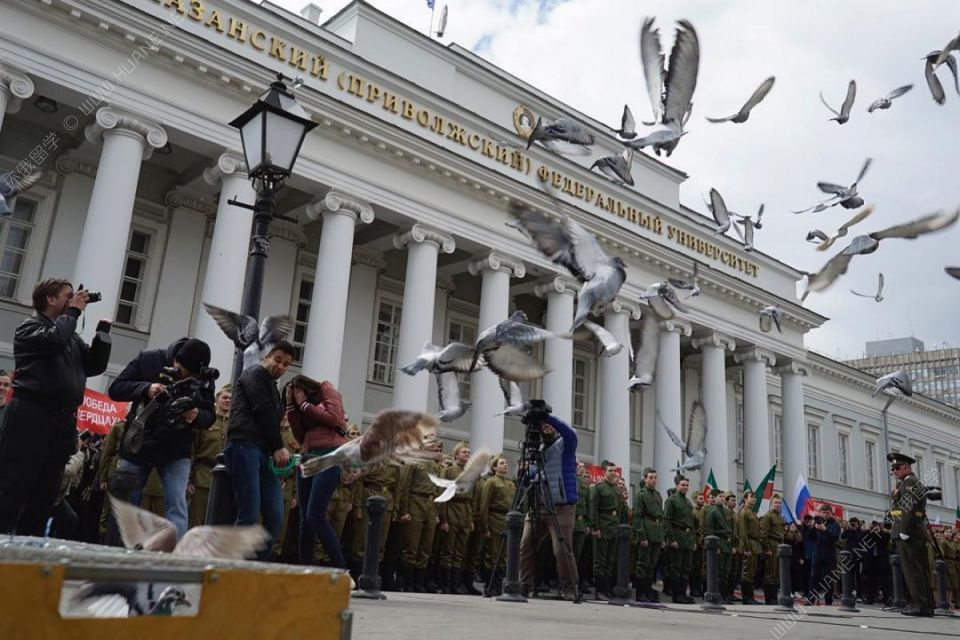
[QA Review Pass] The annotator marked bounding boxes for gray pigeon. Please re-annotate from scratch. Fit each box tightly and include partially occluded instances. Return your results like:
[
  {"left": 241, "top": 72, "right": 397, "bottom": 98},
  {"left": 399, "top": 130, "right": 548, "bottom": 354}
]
[
  {"left": 946, "top": 266, "right": 960, "bottom": 280},
  {"left": 731, "top": 204, "right": 762, "bottom": 251},
  {"left": 814, "top": 205, "right": 875, "bottom": 252},
  {"left": 668, "top": 261, "right": 701, "bottom": 298},
  {"left": 851, "top": 273, "right": 884, "bottom": 302},
  {"left": 867, "top": 84, "right": 913, "bottom": 112},
  {"left": 400, "top": 341, "right": 477, "bottom": 376},
  {"left": 806, "top": 229, "right": 829, "bottom": 245},
  {"left": 639, "top": 17, "right": 699, "bottom": 156},
  {"left": 202, "top": 303, "right": 294, "bottom": 372},
  {"left": 659, "top": 401, "right": 707, "bottom": 472},
  {"left": 758, "top": 305, "right": 783, "bottom": 334},
  {"left": 934, "top": 33, "right": 960, "bottom": 68},
  {"left": 706, "top": 76, "right": 775, "bottom": 123},
  {"left": 590, "top": 147, "right": 634, "bottom": 185},
  {"left": 494, "top": 378, "right": 526, "bottom": 416},
  {"left": 924, "top": 50, "right": 959, "bottom": 105},
  {"left": 614, "top": 104, "right": 637, "bottom": 139},
  {"left": 639, "top": 282, "right": 689, "bottom": 320},
  {"left": 74, "top": 583, "right": 191, "bottom": 617},
  {"left": 794, "top": 158, "right": 871, "bottom": 214},
  {"left": 872, "top": 370, "right": 912, "bottom": 398},
  {"left": 820, "top": 80, "right": 857, "bottom": 124},
  {"left": 627, "top": 311, "right": 660, "bottom": 391},
  {"left": 436, "top": 370, "right": 470, "bottom": 422},
  {"left": 468, "top": 310, "right": 559, "bottom": 380},
  {"left": 0, "top": 170, "right": 41, "bottom": 216},
  {"left": 706, "top": 188, "right": 732, "bottom": 235},
  {"left": 525, "top": 116, "right": 595, "bottom": 155}
]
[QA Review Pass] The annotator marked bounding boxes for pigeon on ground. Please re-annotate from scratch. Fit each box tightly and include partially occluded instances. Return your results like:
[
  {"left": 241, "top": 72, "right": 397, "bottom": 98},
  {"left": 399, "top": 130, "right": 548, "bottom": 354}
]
[
  {"left": 872, "top": 370, "right": 912, "bottom": 398},
  {"left": 640, "top": 282, "right": 689, "bottom": 320},
  {"left": 706, "top": 188, "right": 732, "bottom": 235},
  {"left": 627, "top": 311, "right": 660, "bottom": 391},
  {"left": 494, "top": 378, "right": 526, "bottom": 416},
  {"left": 613, "top": 104, "right": 637, "bottom": 139},
  {"left": 436, "top": 370, "right": 470, "bottom": 422},
  {"left": 525, "top": 116, "right": 595, "bottom": 155},
  {"left": 924, "top": 50, "right": 959, "bottom": 105},
  {"left": 758, "top": 305, "right": 783, "bottom": 334},
  {"left": 590, "top": 147, "right": 634, "bottom": 186},
  {"left": 867, "top": 84, "right": 913, "bottom": 112},
  {"left": 429, "top": 449, "right": 493, "bottom": 503},
  {"left": 73, "top": 583, "right": 191, "bottom": 617},
  {"left": 814, "top": 205, "right": 875, "bottom": 252},
  {"left": 659, "top": 401, "right": 707, "bottom": 472},
  {"left": 400, "top": 341, "right": 477, "bottom": 376},
  {"left": 299, "top": 410, "right": 438, "bottom": 476},
  {"left": 637, "top": 17, "right": 699, "bottom": 156},
  {"left": 202, "top": 303, "right": 294, "bottom": 372},
  {"left": 706, "top": 76, "right": 775, "bottom": 123},
  {"left": 0, "top": 170, "right": 41, "bottom": 216},
  {"left": 946, "top": 266, "right": 960, "bottom": 280},
  {"left": 794, "top": 158, "right": 871, "bottom": 214},
  {"left": 820, "top": 80, "right": 856, "bottom": 124},
  {"left": 468, "top": 310, "right": 560, "bottom": 379},
  {"left": 851, "top": 273, "right": 884, "bottom": 302}
]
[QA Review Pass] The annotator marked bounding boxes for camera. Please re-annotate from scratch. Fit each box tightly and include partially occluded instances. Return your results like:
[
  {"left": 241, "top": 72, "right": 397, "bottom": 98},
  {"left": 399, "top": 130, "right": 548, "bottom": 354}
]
[
  {"left": 77, "top": 283, "right": 101, "bottom": 303},
  {"left": 521, "top": 399, "right": 553, "bottom": 427},
  {"left": 813, "top": 516, "right": 824, "bottom": 525}
]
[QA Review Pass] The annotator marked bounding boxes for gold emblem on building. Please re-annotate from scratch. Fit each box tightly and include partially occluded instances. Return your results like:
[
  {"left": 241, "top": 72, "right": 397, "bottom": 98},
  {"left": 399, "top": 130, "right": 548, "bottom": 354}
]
[{"left": 512, "top": 105, "right": 537, "bottom": 139}]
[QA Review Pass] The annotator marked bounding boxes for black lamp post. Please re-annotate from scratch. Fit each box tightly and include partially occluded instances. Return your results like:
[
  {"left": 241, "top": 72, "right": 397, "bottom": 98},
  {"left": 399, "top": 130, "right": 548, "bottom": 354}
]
[{"left": 227, "top": 73, "right": 317, "bottom": 382}]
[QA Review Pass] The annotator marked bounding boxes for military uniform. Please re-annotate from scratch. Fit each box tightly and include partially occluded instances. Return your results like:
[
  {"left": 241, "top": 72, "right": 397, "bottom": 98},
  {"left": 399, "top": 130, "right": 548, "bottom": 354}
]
[
  {"left": 479, "top": 473, "right": 515, "bottom": 573},
  {"left": 704, "top": 497, "right": 733, "bottom": 603},
  {"left": 461, "top": 473, "right": 487, "bottom": 594},
  {"left": 438, "top": 455, "right": 475, "bottom": 593},
  {"left": 633, "top": 482, "right": 664, "bottom": 601},
  {"left": 573, "top": 472, "right": 591, "bottom": 585},
  {"left": 738, "top": 505, "right": 762, "bottom": 603},
  {"left": 589, "top": 478, "right": 621, "bottom": 596},
  {"left": 399, "top": 456, "right": 442, "bottom": 590},
  {"left": 690, "top": 496, "right": 706, "bottom": 596},
  {"left": 725, "top": 500, "right": 740, "bottom": 601},
  {"left": 888, "top": 452, "right": 934, "bottom": 616},
  {"left": 188, "top": 412, "right": 227, "bottom": 528},
  {"left": 663, "top": 489, "right": 696, "bottom": 603},
  {"left": 759, "top": 506, "right": 785, "bottom": 603}
]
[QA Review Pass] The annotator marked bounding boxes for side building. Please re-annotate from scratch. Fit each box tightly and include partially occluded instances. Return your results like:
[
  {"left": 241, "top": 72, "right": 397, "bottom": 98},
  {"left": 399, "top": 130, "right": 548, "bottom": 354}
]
[{"left": 845, "top": 337, "right": 960, "bottom": 410}]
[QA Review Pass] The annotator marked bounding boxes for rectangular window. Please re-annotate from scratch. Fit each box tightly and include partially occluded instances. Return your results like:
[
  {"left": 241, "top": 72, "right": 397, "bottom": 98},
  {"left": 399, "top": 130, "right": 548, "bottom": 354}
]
[
  {"left": 915, "top": 454, "right": 924, "bottom": 481},
  {"left": 292, "top": 276, "right": 313, "bottom": 363},
  {"left": 807, "top": 424, "right": 820, "bottom": 479},
  {"left": 572, "top": 356, "right": 590, "bottom": 430},
  {"left": 115, "top": 229, "right": 151, "bottom": 327},
  {"left": 865, "top": 440, "right": 876, "bottom": 491},
  {"left": 370, "top": 299, "right": 402, "bottom": 385},
  {"left": 0, "top": 198, "right": 36, "bottom": 299},
  {"left": 773, "top": 414, "right": 783, "bottom": 466},
  {"left": 838, "top": 433, "right": 849, "bottom": 485},
  {"left": 448, "top": 319, "right": 477, "bottom": 401}
]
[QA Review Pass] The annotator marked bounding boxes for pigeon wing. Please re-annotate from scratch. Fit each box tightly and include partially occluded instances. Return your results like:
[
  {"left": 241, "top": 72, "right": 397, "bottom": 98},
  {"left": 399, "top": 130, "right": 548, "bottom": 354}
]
[
  {"left": 174, "top": 525, "right": 270, "bottom": 559},
  {"left": 662, "top": 20, "right": 700, "bottom": 128},
  {"left": 436, "top": 370, "right": 462, "bottom": 417},
  {"left": 259, "top": 314, "right": 294, "bottom": 349},
  {"left": 633, "top": 312, "right": 660, "bottom": 379},
  {"left": 458, "top": 449, "right": 493, "bottom": 489},
  {"left": 839, "top": 80, "right": 857, "bottom": 119},
  {"left": 876, "top": 272, "right": 885, "bottom": 298},
  {"left": 925, "top": 58, "right": 946, "bottom": 104},
  {"left": 485, "top": 343, "right": 547, "bottom": 382},
  {"left": 805, "top": 251, "right": 855, "bottom": 294},
  {"left": 508, "top": 204, "right": 593, "bottom": 281},
  {"left": 869, "top": 207, "right": 959, "bottom": 240},
  {"left": 819, "top": 91, "right": 840, "bottom": 116},
  {"left": 657, "top": 410, "right": 686, "bottom": 450},
  {"left": 684, "top": 401, "right": 707, "bottom": 457},
  {"left": 563, "top": 215, "right": 609, "bottom": 282},
  {"left": 772, "top": 307, "right": 783, "bottom": 333},
  {"left": 497, "top": 319, "right": 557, "bottom": 346},
  {"left": 202, "top": 303, "right": 257, "bottom": 347},
  {"left": 436, "top": 342, "right": 478, "bottom": 373},
  {"left": 854, "top": 158, "right": 872, "bottom": 185},
  {"left": 738, "top": 75, "right": 776, "bottom": 117},
  {"left": 709, "top": 188, "right": 730, "bottom": 229},
  {"left": 835, "top": 205, "right": 874, "bottom": 237},
  {"left": 945, "top": 266, "right": 960, "bottom": 280},
  {"left": 945, "top": 54, "right": 960, "bottom": 95},
  {"left": 549, "top": 118, "right": 595, "bottom": 146},
  {"left": 108, "top": 494, "right": 178, "bottom": 553},
  {"left": 885, "top": 84, "right": 913, "bottom": 100},
  {"left": 620, "top": 104, "right": 636, "bottom": 137},
  {"left": 817, "top": 182, "right": 847, "bottom": 196},
  {"left": 639, "top": 17, "right": 665, "bottom": 124}
]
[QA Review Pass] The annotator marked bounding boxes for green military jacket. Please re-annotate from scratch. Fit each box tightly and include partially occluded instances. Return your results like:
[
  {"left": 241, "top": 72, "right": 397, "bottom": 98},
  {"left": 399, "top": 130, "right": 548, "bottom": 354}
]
[
  {"left": 398, "top": 459, "right": 441, "bottom": 521},
  {"left": 633, "top": 485, "right": 664, "bottom": 543},
  {"left": 726, "top": 506, "right": 739, "bottom": 553},
  {"left": 439, "top": 461, "right": 474, "bottom": 527},
  {"left": 890, "top": 472, "right": 927, "bottom": 540},
  {"left": 759, "top": 510, "right": 785, "bottom": 554},
  {"left": 738, "top": 508, "right": 761, "bottom": 553},
  {"left": 191, "top": 413, "right": 227, "bottom": 489},
  {"left": 704, "top": 504, "right": 733, "bottom": 553},
  {"left": 479, "top": 474, "right": 515, "bottom": 534},
  {"left": 663, "top": 491, "right": 696, "bottom": 549},
  {"left": 574, "top": 475, "right": 591, "bottom": 532},
  {"left": 589, "top": 480, "right": 621, "bottom": 538},
  {"left": 96, "top": 421, "right": 124, "bottom": 487}
]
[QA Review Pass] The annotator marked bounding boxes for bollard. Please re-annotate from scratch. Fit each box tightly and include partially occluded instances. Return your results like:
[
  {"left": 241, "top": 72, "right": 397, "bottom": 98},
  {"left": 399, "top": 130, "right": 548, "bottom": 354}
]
[
  {"left": 889, "top": 554, "right": 906, "bottom": 609},
  {"left": 701, "top": 535, "right": 725, "bottom": 611},
  {"left": 205, "top": 453, "right": 236, "bottom": 525},
  {"left": 838, "top": 550, "right": 859, "bottom": 612},
  {"left": 497, "top": 511, "right": 527, "bottom": 603},
  {"left": 355, "top": 496, "right": 387, "bottom": 600},
  {"left": 775, "top": 543, "right": 796, "bottom": 612},
  {"left": 608, "top": 524, "right": 635, "bottom": 606},
  {"left": 935, "top": 559, "right": 955, "bottom": 616}
]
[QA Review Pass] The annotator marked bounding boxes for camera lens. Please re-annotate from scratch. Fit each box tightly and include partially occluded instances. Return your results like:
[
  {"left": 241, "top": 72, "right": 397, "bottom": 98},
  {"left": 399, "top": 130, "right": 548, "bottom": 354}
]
[{"left": 87, "top": 292, "right": 102, "bottom": 303}]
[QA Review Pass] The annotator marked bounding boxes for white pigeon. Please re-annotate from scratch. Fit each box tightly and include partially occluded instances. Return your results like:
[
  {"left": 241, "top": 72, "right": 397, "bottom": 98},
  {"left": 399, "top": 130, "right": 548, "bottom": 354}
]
[
  {"left": 202, "top": 302, "right": 294, "bottom": 371},
  {"left": 758, "top": 305, "right": 783, "bottom": 334},
  {"left": 400, "top": 341, "right": 478, "bottom": 376},
  {"left": 627, "top": 311, "right": 660, "bottom": 391},
  {"left": 851, "top": 273, "right": 884, "bottom": 302},
  {"left": 494, "top": 378, "right": 526, "bottom": 416},
  {"left": 659, "top": 401, "right": 707, "bottom": 472},
  {"left": 872, "top": 370, "right": 912, "bottom": 398},
  {"left": 436, "top": 370, "right": 470, "bottom": 422},
  {"left": 429, "top": 449, "right": 493, "bottom": 503},
  {"left": 0, "top": 169, "right": 42, "bottom": 216}
]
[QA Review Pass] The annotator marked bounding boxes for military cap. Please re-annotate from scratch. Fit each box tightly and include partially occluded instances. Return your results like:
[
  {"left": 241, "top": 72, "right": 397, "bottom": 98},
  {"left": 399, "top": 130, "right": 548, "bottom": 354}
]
[
  {"left": 453, "top": 441, "right": 469, "bottom": 455},
  {"left": 771, "top": 493, "right": 782, "bottom": 500},
  {"left": 723, "top": 491, "right": 735, "bottom": 499},
  {"left": 216, "top": 383, "right": 233, "bottom": 397},
  {"left": 642, "top": 466, "right": 657, "bottom": 477},
  {"left": 489, "top": 454, "right": 503, "bottom": 473},
  {"left": 886, "top": 452, "right": 915, "bottom": 465},
  {"left": 691, "top": 490, "right": 701, "bottom": 498}
]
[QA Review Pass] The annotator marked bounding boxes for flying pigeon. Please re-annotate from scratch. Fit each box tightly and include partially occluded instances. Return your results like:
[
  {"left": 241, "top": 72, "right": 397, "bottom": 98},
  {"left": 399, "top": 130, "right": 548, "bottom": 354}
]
[
  {"left": 525, "top": 116, "right": 595, "bottom": 155},
  {"left": 202, "top": 303, "right": 294, "bottom": 372},
  {"left": 814, "top": 205, "right": 875, "bottom": 252},
  {"left": 705, "top": 76, "right": 775, "bottom": 123},
  {"left": 73, "top": 583, "right": 191, "bottom": 618},
  {"left": 924, "top": 50, "right": 959, "bottom": 105},
  {"left": 0, "top": 170, "right": 41, "bottom": 216},
  {"left": 436, "top": 370, "right": 470, "bottom": 422},
  {"left": 872, "top": 370, "right": 912, "bottom": 398},
  {"left": 866, "top": 84, "right": 913, "bottom": 112},
  {"left": 758, "top": 305, "right": 783, "bottom": 334},
  {"left": 429, "top": 448, "right": 493, "bottom": 503},
  {"left": 946, "top": 266, "right": 960, "bottom": 280},
  {"left": 658, "top": 401, "right": 707, "bottom": 472},
  {"left": 794, "top": 158, "right": 871, "bottom": 214},
  {"left": 468, "top": 310, "right": 560, "bottom": 379},
  {"left": 806, "top": 229, "right": 829, "bottom": 245},
  {"left": 731, "top": 204, "right": 763, "bottom": 251},
  {"left": 613, "top": 104, "right": 637, "bottom": 139},
  {"left": 300, "top": 410, "right": 439, "bottom": 477},
  {"left": 627, "top": 311, "right": 660, "bottom": 391},
  {"left": 638, "top": 17, "right": 700, "bottom": 156},
  {"left": 580, "top": 319, "right": 623, "bottom": 357},
  {"left": 668, "top": 262, "right": 701, "bottom": 298},
  {"left": 508, "top": 203, "right": 627, "bottom": 336},
  {"left": 706, "top": 188, "right": 732, "bottom": 235},
  {"left": 851, "top": 273, "right": 884, "bottom": 302},
  {"left": 590, "top": 147, "right": 634, "bottom": 185},
  {"left": 639, "top": 282, "right": 689, "bottom": 320},
  {"left": 819, "top": 80, "right": 857, "bottom": 124},
  {"left": 400, "top": 341, "right": 477, "bottom": 376},
  {"left": 934, "top": 33, "right": 960, "bottom": 68},
  {"left": 494, "top": 378, "right": 527, "bottom": 416}
]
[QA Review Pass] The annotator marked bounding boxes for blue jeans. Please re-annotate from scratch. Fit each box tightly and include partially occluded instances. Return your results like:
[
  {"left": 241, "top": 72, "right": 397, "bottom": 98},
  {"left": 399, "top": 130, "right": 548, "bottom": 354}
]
[
  {"left": 297, "top": 463, "right": 345, "bottom": 567},
  {"left": 117, "top": 457, "right": 191, "bottom": 539},
  {"left": 224, "top": 440, "right": 283, "bottom": 561}
]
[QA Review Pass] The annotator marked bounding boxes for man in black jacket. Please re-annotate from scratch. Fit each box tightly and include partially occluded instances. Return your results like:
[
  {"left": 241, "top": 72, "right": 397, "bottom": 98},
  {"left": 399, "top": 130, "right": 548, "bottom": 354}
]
[
  {"left": 0, "top": 278, "right": 111, "bottom": 535},
  {"left": 224, "top": 341, "right": 294, "bottom": 561},
  {"left": 807, "top": 504, "right": 841, "bottom": 605},
  {"left": 108, "top": 337, "right": 215, "bottom": 539}
]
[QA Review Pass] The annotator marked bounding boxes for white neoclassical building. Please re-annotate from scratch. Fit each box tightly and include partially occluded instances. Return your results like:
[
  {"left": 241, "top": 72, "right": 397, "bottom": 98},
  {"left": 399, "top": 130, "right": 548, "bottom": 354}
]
[{"left": 0, "top": 0, "right": 957, "bottom": 522}]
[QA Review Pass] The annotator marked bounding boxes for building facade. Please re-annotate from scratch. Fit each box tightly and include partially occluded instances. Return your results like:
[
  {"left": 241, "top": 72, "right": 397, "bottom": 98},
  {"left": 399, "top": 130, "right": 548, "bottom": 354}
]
[
  {"left": 0, "top": 0, "right": 957, "bottom": 522},
  {"left": 847, "top": 338, "right": 960, "bottom": 410}
]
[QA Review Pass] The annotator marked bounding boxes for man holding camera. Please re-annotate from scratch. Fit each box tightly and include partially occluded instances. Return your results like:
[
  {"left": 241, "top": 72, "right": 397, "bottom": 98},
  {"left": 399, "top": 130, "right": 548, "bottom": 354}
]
[
  {"left": 108, "top": 338, "right": 216, "bottom": 539},
  {"left": 0, "top": 278, "right": 111, "bottom": 535},
  {"left": 807, "top": 503, "right": 840, "bottom": 605}
]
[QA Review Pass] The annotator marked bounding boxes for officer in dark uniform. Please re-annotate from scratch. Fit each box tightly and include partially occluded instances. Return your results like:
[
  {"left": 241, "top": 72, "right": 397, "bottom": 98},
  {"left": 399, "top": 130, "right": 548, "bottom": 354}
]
[{"left": 887, "top": 452, "right": 934, "bottom": 616}]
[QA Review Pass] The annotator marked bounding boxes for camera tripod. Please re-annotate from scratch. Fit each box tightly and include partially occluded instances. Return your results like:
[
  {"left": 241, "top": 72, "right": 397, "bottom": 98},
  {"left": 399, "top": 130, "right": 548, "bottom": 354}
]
[{"left": 485, "top": 420, "right": 582, "bottom": 604}]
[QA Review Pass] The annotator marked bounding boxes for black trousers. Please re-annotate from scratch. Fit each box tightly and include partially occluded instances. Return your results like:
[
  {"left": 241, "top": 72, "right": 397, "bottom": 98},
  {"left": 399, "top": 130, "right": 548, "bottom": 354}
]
[{"left": 0, "top": 397, "right": 77, "bottom": 535}]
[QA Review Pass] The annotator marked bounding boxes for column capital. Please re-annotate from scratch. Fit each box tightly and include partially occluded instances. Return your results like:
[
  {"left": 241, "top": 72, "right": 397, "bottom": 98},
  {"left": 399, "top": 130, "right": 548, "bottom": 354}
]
[
  {"left": 306, "top": 190, "right": 375, "bottom": 224},
  {"left": 660, "top": 319, "right": 692, "bottom": 336},
  {"left": 84, "top": 106, "right": 167, "bottom": 159},
  {"left": 203, "top": 150, "right": 248, "bottom": 186},
  {"left": 54, "top": 154, "right": 98, "bottom": 178},
  {"left": 608, "top": 298, "right": 643, "bottom": 320},
  {"left": 734, "top": 347, "right": 777, "bottom": 367},
  {"left": 0, "top": 64, "right": 35, "bottom": 113},
  {"left": 393, "top": 223, "right": 455, "bottom": 254},
  {"left": 468, "top": 250, "right": 525, "bottom": 278},
  {"left": 352, "top": 250, "right": 386, "bottom": 271},
  {"left": 692, "top": 332, "right": 736, "bottom": 352},
  {"left": 534, "top": 275, "right": 579, "bottom": 299},
  {"left": 164, "top": 187, "right": 217, "bottom": 215},
  {"left": 270, "top": 219, "right": 308, "bottom": 248},
  {"left": 775, "top": 362, "right": 809, "bottom": 377}
]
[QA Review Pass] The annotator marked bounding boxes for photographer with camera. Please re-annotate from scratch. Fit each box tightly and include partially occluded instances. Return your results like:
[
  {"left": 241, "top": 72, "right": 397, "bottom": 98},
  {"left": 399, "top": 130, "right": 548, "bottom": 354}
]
[
  {"left": 108, "top": 337, "right": 217, "bottom": 539},
  {"left": 0, "top": 278, "right": 111, "bottom": 536},
  {"left": 805, "top": 503, "right": 841, "bottom": 605},
  {"left": 517, "top": 401, "right": 581, "bottom": 601}
]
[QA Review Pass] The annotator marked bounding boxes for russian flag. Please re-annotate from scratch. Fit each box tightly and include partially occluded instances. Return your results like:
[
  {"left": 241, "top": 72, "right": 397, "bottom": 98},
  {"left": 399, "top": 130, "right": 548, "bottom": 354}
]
[
  {"left": 792, "top": 474, "right": 811, "bottom": 521},
  {"left": 781, "top": 500, "right": 795, "bottom": 524}
]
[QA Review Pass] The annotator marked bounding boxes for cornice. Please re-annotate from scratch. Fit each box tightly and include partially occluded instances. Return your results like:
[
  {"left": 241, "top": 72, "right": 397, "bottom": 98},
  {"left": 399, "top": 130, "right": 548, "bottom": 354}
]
[
  {"left": 692, "top": 332, "right": 735, "bottom": 352},
  {"left": 533, "top": 275, "right": 579, "bottom": 299},
  {"left": 467, "top": 250, "right": 525, "bottom": 278},
  {"left": 164, "top": 187, "right": 217, "bottom": 215},
  {"left": 202, "top": 151, "right": 247, "bottom": 186},
  {"left": 83, "top": 106, "right": 167, "bottom": 159},
  {"left": 393, "top": 223, "right": 455, "bottom": 254},
  {"left": 734, "top": 347, "right": 777, "bottom": 368}
]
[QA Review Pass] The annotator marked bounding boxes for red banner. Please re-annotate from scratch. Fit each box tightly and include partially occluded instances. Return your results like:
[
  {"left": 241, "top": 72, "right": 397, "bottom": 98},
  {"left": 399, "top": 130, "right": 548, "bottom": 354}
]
[
  {"left": 801, "top": 498, "right": 845, "bottom": 520},
  {"left": 76, "top": 388, "right": 129, "bottom": 435},
  {"left": 586, "top": 464, "right": 622, "bottom": 484}
]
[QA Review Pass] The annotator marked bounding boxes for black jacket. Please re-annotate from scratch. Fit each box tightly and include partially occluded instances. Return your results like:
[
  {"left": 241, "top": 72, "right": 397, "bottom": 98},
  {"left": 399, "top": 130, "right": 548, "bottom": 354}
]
[
  {"left": 814, "top": 518, "right": 841, "bottom": 559},
  {"left": 227, "top": 365, "right": 283, "bottom": 455},
  {"left": 108, "top": 338, "right": 215, "bottom": 465},
  {"left": 12, "top": 308, "right": 111, "bottom": 408}
]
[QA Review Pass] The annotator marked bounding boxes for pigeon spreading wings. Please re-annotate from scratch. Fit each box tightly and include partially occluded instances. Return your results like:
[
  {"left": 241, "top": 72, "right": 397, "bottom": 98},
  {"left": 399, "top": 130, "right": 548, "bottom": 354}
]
[
  {"left": 639, "top": 17, "right": 700, "bottom": 156},
  {"left": 658, "top": 401, "right": 707, "bottom": 472},
  {"left": 758, "top": 305, "right": 783, "bottom": 334},
  {"left": 872, "top": 370, "right": 912, "bottom": 398},
  {"left": 851, "top": 273, "right": 884, "bottom": 302},
  {"left": 866, "top": 84, "right": 913, "bottom": 112},
  {"left": 706, "top": 76, "right": 775, "bottom": 123},
  {"left": 794, "top": 158, "right": 871, "bottom": 214},
  {"left": 590, "top": 147, "right": 634, "bottom": 186},
  {"left": 429, "top": 449, "right": 493, "bottom": 503},
  {"left": 0, "top": 170, "right": 42, "bottom": 216},
  {"left": 627, "top": 311, "right": 660, "bottom": 392},
  {"left": 814, "top": 205, "right": 875, "bottom": 252},
  {"left": 202, "top": 302, "right": 294, "bottom": 372},
  {"left": 400, "top": 341, "right": 477, "bottom": 376},
  {"left": 469, "top": 310, "right": 558, "bottom": 380},
  {"left": 640, "top": 282, "right": 689, "bottom": 320},
  {"left": 668, "top": 261, "right": 701, "bottom": 298},
  {"left": 924, "top": 50, "right": 959, "bottom": 105},
  {"left": 820, "top": 79, "right": 856, "bottom": 124},
  {"left": 525, "top": 116, "right": 595, "bottom": 155}
]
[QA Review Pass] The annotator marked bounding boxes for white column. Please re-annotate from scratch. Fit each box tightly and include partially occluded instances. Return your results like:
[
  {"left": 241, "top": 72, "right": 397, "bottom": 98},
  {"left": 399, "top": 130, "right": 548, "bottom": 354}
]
[
  {"left": 735, "top": 347, "right": 777, "bottom": 489},
  {"left": 468, "top": 251, "right": 525, "bottom": 454},
  {"left": 0, "top": 65, "right": 34, "bottom": 134},
  {"left": 691, "top": 333, "right": 736, "bottom": 490},
  {"left": 338, "top": 252, "right": 384, "bottom": 422},
  {"left": 534, "top": 276, "right": 578, "bottom": 424},
  {"left": 45, "top": 160, "right": 96, "bottom": 277},
  {"left": 260, "top": 220, "right": 305, "bottom": 321},
  {"left": 654, "top": 319, "right": 692, "bottom": 484},
  {"left": 778, "top": 362, "right": 809, "bottom": 511},
  {"left": 194, "top": 151, "right": 256, "bottom": 376},
  {"left": 74, "top": 107, "right": 166, "bottom": 341},
  {"left": 598, "top": 299, "right": 641, "bottom": 487},
  {"left": 302, "top": 192, "right": 374, "bottom": 384},
  {"left": 391, "top": 224, "right": 455, "bottom": 411}
]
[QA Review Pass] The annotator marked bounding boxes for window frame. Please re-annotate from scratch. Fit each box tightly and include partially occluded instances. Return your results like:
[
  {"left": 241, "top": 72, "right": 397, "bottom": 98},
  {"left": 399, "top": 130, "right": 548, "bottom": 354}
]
[
  {"left": 837, "top": 432, "right": 849, "bottom": 485},
  {"left": 290, "top": 266, "right": 314, "bottom": 364},
  {"left": 367, "top": 290, "right": 403, "bottom": 386},
  {"left": 113, "top": 216, "right": 165, "bottom": 333},
  {"left": 571, "top": 351, "right": 595, "bottom": 431},
  {"left": 807, "top": 423, "right": 820, "bottom": 480},
  {"left": 865, "top": 439, "right": 877, "bottom": 491},
  {"left": 446, "top": 311, "right": 478, "bottom": 402},
  {"left": 0, "top": 179, "right": 55, "bottom": 306}
]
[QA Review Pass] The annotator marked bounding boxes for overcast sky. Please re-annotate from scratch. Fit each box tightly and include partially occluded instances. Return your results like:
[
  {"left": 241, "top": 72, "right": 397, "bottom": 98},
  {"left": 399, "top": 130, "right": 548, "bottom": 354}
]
[{"left": 266, "top": 0, "right": 960, "bottom": 360}]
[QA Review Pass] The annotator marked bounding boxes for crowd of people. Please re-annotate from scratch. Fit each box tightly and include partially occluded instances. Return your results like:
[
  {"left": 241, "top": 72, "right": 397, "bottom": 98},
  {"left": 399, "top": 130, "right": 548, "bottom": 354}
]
[{"left": 0, "top": 278, "right": 958, "bottom": 616}]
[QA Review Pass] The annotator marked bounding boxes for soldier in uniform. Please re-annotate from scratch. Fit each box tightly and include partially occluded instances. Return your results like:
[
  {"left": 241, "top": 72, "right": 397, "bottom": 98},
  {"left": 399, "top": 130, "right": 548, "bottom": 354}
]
[
  {"left": 188, "top": 383, "right": 230, "bottom": 528},
  {"left": 589, "top": 460, "right": 621, "bottom": 599},
  {"left": 887, "top": 452, "right": 934, "bottom": 616},
  {"left": 479, "top": 455, "right": 516, "bottom": 595},
  {"left": 573, "top": 459, "right": 592, "bottom": 594},
  {"left": 943, "top": 528, "right": 959, "bottom": 607},
  {"left": 633, "top": 467, "right": 664, "bottom": 602},
  {"left": 704, "top": 488, "right": 733, "bottom": 604},
  {"left": 689, "top": 490, "right": 706, "bottom": 598},
  {"left": 737, "top": 490, "right": 761, "bottom": 604},
  {"left": 725, "top": 492, "right": 740, "bottom": 603},
  {"left": 663, "top": 474, "right": 696, "bottom": 603},
  {"left": 438, "top": 442, "right": 475, "bottom": 594},
  {"left": 759, "top": 493, "right": 785, "bottom": 604},
  {"left": 398, "top": 435, "right": 443, "bottom": 592},
  {"left": 461, "top": 467, "right": 488, "bottom": 595}
]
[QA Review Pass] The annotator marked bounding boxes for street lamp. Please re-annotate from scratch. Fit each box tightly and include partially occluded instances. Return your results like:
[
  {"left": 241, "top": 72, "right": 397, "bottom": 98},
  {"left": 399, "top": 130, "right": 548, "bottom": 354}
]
[{"left": 227, "top": 73, "right": 317, "bottom": 381}]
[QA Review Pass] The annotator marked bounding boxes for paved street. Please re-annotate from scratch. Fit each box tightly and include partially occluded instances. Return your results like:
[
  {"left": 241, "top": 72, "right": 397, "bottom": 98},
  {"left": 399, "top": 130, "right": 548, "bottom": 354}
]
[{"left": 348, "top": 593, "right": 960, "bottom": 640}]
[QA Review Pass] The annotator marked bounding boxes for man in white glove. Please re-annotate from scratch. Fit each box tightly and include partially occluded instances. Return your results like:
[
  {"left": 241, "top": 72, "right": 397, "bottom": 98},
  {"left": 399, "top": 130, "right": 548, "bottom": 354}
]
[{"left": 887, "top": 452, "right": 933, "bottom": 616}]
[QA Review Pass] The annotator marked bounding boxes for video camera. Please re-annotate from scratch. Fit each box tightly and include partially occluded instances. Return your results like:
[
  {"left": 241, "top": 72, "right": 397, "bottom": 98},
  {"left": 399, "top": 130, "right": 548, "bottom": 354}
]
[
  {"left": 521, "top": 399, "right": 552, "bottom": 428},
  {"left": 145, "top": 365, "right": 219, "bottom": 430}
]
